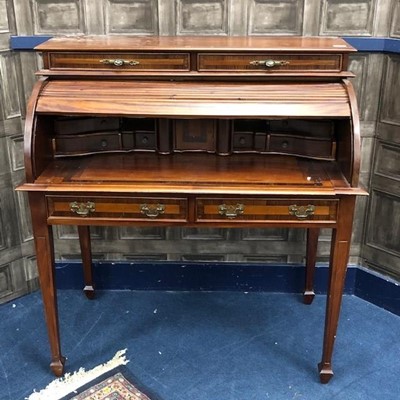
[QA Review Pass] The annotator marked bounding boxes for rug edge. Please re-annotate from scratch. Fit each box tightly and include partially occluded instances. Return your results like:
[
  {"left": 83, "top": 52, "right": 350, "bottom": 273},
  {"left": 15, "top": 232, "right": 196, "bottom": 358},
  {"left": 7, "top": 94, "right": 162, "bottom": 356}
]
[{"left": 26, "top": 349, "right": 129, "bottom": 400}]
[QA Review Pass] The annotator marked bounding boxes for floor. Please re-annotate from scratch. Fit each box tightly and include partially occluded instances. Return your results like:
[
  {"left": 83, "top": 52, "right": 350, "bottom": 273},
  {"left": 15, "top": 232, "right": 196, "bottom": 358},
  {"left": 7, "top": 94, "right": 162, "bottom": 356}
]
[{"left": 1, "top": 290, "right": 399, "bottom": 400}]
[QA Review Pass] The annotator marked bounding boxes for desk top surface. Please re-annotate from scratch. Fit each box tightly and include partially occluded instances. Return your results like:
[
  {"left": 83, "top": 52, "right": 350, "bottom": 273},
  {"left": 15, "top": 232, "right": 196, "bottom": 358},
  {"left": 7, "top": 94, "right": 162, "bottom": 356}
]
[{"left": 35, "top": 36, "right": 355, "bottom": 53}]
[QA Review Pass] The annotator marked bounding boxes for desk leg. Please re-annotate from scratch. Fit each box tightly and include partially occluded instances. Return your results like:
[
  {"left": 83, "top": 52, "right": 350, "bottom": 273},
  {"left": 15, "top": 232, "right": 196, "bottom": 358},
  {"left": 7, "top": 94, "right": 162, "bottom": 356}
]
[
  {"left": 304, "top": 228, "right": 319, "bottom": 305},
  {"left": 78, "top": 226, "right": 95, "bottom": 299},
  {"left": 318, "top": 196, "right": 356, "bottom": 383},
  {"left": 28, "top": 192, "right": 65, "bottom": 376}
]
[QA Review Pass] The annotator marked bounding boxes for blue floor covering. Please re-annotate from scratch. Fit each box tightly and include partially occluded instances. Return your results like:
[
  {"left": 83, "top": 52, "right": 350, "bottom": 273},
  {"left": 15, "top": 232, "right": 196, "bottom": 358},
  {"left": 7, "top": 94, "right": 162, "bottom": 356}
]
[{"left": 1, "top": 290, "right": 399, "bottom": 400}]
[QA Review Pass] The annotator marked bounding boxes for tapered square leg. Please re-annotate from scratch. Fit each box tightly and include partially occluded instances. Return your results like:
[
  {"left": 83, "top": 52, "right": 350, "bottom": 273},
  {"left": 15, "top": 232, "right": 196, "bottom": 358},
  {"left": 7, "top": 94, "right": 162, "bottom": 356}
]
[
  {"left": 304, "top": 228, "right": 320, "bottom": 304},
  {"left": 318, "top": 196, "right": 356, "bottom": 383},
  {"left": 78, "top": 225, "right": 95, "bottom": 299},
  {"left": 29, "top": 192, "right": 65, "bottom": 376}
]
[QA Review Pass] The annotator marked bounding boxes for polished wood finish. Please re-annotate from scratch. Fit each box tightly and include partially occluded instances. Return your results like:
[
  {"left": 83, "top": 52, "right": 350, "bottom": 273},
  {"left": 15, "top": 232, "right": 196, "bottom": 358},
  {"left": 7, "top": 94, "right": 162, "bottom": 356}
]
[
  {"left": 304, "top": 228, "right": 320, "bottom": 304},
  {"left": 35, "top": 80, "right": 351, "bottom": 117},
  {"left": 196, "top": 198, "right": 337, "bottom": 223},
  {"left": 197, "top": 53, "right": 343, "bottom": 72},
  {"left": 319, "top": 196, "right": 356, "bottom": 383},
  {"left": 35, "top": 36, "right": 356, "bottom": 53},
  {"left": 28, "top": 191, "right": 65, "bottom": 376},
  {"left": 48, "top": 52, "right": 190, "bottom": 71},
  {"left": 47, "top": 195, "right": 188, "bottom": 224},
  {"left": 18, "top": 36, "right": 366, "bottom": 382},
  {"left": 78, "top": 226, "right": 94, "bottom": 299},
  {"left": 36, "top": 36, "right": 355, "bottom": 78}
]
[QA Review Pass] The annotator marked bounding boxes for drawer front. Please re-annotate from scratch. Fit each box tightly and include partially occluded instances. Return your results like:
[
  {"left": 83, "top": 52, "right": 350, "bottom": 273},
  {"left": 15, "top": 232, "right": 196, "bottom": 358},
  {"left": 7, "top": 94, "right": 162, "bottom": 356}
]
[
  {"left": 53, "top": 132, "right": 122, "bottom": 156},
  {"left": 54, "top": 117, "right": 120, "bottom": 135},
  {"left": 47, "top": 196, "right": 188, "bottom": 222},
  {"left": 268, "top": 134, "right": 335, "bottom": 160},
  {"left": 196, "top": 198, "right": 338, "bottom": 222},
  {"left": 197, "top": 53, "right": 342, "bottom": 72},
  {"left": 174, "top": 119, "right": 216, "bottom": 152},
  {"left": 47, "top": 52, "right": 190, "bottom": 71}
]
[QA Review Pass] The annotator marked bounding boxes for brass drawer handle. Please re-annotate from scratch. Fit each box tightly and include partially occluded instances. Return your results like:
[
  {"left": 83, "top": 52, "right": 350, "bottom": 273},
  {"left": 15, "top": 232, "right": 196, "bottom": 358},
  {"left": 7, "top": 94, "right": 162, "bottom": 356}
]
[
  {"left": 70, "top": 201, "right": 95, "bottom": 217},
  {"left": 249, "top": 59, "right": 290, "bottom": 68},
  {"left": 218, "top": 204, "right": 245, "bottom": 219},
  {"left": 140, "top": 204, "right": 165, "bottom": 218},
  {"left": 288, "top": 204, "right": 315, "bottom": 219},
  {"left": 99, "top": 59, "right": 140, "bottom": 67}
]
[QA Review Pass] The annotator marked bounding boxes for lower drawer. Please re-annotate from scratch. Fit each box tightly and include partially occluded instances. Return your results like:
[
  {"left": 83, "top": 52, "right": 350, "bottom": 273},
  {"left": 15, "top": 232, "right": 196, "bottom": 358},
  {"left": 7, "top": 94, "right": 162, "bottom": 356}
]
[
  {"left": 196, "top": 198, "right": 338, "bottom": 222},
  {"left": 47, "top": 196, "right": 188, "bottom": 222}
]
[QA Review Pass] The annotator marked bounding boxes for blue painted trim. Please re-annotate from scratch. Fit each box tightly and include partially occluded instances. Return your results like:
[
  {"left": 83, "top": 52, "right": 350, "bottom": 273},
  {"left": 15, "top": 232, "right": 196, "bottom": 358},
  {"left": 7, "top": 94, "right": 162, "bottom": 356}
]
[
  {"left": 384, "top": 38, "right": 400, "bottom": 53},
  {"left": 55, "top": 261, "right": 356, "bottom": 294},
  {"left": 343, "top": 37, "right": 386, "bottom": 52},
  {"left": 10, "top": 35, "right": 52, "bottom": 50},
  {"left": 355, "top": 267, "right": 400, "bottom": 316},
  {"left": 343, "top": 37, "right": 400, "bottom": 53},
  {"left": 9, "top": 35, "right": 400, "bottom": 54},
  {"left": 55, "top": 261, "right": 400, "bottom": 315}
]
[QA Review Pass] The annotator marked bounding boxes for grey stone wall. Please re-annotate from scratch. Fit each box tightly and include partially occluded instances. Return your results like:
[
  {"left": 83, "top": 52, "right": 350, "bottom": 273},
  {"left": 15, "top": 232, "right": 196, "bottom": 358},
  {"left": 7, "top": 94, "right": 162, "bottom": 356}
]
[{"left": 0, "top": 0, "right": 399, "bottom": 303}]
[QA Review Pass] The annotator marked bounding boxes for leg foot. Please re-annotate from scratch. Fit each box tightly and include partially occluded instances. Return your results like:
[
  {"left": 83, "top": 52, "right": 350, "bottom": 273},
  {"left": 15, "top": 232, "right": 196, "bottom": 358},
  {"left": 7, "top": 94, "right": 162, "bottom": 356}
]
[
  {"left": 303, "top": 290, "right": 315, "bottom": 305},
  {"left": 50, "top": 356, "right": 66, "bottom": 377},
  {"left": 318, "top": 362, "right": 334, "bottom": 384},
  {"left": 83, "top": 285, "right": 95, "bottom": 300}
]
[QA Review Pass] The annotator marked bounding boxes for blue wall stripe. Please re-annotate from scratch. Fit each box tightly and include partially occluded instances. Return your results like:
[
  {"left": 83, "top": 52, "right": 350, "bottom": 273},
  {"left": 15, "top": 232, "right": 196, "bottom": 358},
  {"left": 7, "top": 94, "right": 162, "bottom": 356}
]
[
  {"left": 55, "top": 261, "right": 357, "bottom": 294},
  {"left": 54, "top": 261, "right": 400, "bottom": 315},
  {"left": 10, "top": 35, "right": 52, "bottom": 50},
  {"left": 343, "top": 37, "right": 386, "bottom": 51},
  {"left": 9, "top": 35, "right": 400, "bottom": 54},
  {"left": 355, "top": 267, "right": 400, "bottom": 316},
  {"left": 384, "top": 38, "right": 400, "bottom": 53}
]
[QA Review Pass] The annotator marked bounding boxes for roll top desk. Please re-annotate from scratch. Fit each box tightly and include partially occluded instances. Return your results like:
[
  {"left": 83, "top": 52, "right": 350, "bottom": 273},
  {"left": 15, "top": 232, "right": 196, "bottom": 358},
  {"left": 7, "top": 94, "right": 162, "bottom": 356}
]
[{"left": 18, "top": 36, "right": 366, "bottom": 383}]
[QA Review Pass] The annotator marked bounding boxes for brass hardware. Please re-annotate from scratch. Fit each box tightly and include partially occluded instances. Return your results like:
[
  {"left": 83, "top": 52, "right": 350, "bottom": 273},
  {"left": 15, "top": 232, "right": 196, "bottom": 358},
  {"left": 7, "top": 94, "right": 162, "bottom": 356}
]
[
  {"left": 100, "top": 59, "right": 140, "bottom": 67},
  {"left": 288, "top": 204, "right": 315, "bottom": 219},
  {"left": 249, "top": 59, "right": 290, "bottom": 68},
  {"left": 140, "top": 203, "right": 165, "bottom": 218},
  {"left": 70, "top": 201, "right": 95, "bottom": 217},
  {"left": 218, "top": 203, "right": 245, "bottom": 219}
]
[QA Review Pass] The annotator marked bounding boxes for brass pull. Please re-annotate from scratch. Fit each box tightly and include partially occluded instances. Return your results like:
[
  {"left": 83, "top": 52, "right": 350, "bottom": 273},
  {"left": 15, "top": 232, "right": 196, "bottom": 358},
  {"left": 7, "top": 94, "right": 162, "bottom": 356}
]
[
  {"left": 100, "top": 59, "right": 140, "bottom": 66},
  {"left": 70, "top": 201, "right": 95, "bottom": 217},
  {"left": 288, "top": 204, "right": 315, "bottom": 219},
  {"left": 249, "top": 59, "right": 290, "bottom": 68},
  {"left": 218, "top": 204, "right": 245, "bottom": 219},
  {"left": 140, "top": 204, "right": 165, "bottom": 218}
]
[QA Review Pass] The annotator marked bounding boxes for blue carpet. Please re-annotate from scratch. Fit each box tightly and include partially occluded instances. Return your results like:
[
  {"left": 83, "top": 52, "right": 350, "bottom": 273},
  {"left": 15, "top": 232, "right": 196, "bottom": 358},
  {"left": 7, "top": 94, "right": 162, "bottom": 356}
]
[{"left": 0, "top": 290, "right": 399, "bottom": 400}]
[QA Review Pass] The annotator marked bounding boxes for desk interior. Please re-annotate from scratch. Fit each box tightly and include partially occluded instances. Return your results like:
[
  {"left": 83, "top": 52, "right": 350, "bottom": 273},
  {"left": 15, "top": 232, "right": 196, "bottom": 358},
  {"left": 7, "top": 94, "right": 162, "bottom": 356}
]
[{"left": 35, "top": 153, "right": 350, "bottom": 191}]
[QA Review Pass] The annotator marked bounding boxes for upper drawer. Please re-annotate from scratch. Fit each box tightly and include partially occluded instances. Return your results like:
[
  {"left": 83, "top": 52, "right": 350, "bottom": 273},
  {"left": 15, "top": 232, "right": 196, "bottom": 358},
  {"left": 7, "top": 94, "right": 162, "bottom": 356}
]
[
  {"left": 46, "top": 52, "right": 190, "bottom": 71},
  {"left": 197, "top": 53, "right": 343, "bottom": 72},
  {"left": 47, "top": 196, "right": 188, "bottom": 223},
  {"left": 196, "top": 198, "right": 338, "bottom": 223}
]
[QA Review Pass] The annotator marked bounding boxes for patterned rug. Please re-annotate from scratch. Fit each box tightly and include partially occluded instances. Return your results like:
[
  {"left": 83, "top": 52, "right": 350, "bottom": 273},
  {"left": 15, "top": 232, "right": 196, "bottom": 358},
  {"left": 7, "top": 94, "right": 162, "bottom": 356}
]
[
  {"left": 59, "top": 367, "right": 158, "bottom": 400},
  {"left": 27, "top": 349, "right": 159, "bottom": 400}
]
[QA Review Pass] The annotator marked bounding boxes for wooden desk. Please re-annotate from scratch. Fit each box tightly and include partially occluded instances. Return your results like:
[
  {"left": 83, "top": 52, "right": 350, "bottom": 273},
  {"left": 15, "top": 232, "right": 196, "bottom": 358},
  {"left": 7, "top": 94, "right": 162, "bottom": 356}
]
[{"left": 18, "top": 36, "right": 366, "bottom": 383}]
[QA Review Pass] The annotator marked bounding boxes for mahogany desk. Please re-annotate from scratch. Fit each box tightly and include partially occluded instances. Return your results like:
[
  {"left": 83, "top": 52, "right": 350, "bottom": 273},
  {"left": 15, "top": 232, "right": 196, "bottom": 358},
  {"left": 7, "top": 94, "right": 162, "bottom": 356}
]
[{"left": 18, "top": 36, "right": 366, "bottom": 383}]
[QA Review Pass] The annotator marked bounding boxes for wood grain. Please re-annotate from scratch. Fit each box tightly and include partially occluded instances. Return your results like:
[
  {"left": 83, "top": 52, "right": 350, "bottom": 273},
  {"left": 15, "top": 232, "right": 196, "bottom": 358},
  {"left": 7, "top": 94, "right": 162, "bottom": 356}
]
[
  {"left": 36, "top": 36, "right": 356, "bottom": 53},
  {"left": 36, "top": 80, "right": 351, "bottom": 118}
]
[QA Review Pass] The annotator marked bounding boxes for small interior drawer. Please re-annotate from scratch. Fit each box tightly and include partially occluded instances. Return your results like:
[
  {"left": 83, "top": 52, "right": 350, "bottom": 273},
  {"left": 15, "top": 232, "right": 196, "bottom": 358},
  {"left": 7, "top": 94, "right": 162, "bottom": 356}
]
[
  {"left": 196, "top": 198, "right": 338, "bottom": 223},
  {"left": 53, "top": 132, "right": 122, "bottom": 156},
  {"left": 47, "top": 52, "right": 190, "bottom": 71},
  {"left": 268, "top": 134, "right": 335, "bottom": 160},
  {"left": 54, "top": 117, "right": 120, "bottom": 135},
  {"left": 47, "top": 196, "right": 188, "bottom": 222},
  {"left": 231, "top": 119, "right": 335, "bottom": 160},
  {"left": 197, "top": 53, "right": 342, "bottom": 72},
  {"left": 174, "top": 119, "right": 216, "bottom": 152}
]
